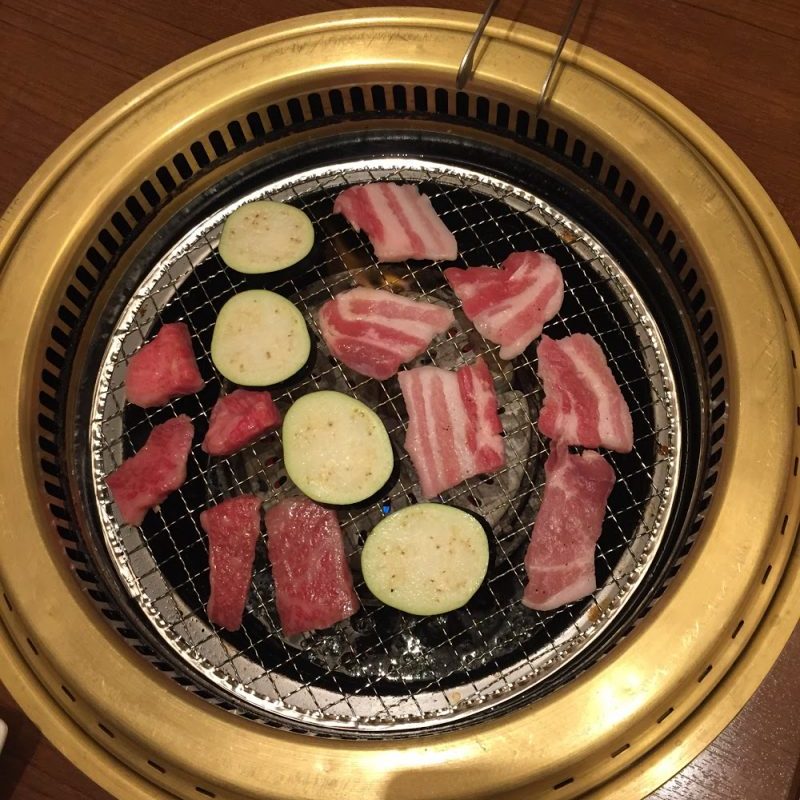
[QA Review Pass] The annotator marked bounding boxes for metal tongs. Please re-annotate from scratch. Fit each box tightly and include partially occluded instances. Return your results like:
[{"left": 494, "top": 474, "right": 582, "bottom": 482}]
[{"left": 456, "top": 0, "right": 584, "bottom": 118}]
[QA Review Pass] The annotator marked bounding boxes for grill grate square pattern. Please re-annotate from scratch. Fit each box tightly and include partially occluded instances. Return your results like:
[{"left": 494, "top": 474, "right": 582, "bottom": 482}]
[{"left": 90, "top": 160, "right": 678, "bottom": 735}]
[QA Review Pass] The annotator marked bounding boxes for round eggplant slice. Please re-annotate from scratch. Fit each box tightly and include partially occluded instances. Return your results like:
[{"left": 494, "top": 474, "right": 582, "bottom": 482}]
[{"left": 361, "top": 504, "right": 489, "bottom": 615}]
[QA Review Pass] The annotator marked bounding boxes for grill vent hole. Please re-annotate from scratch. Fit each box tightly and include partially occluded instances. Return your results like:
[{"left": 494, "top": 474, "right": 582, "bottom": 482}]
[
  {"left": 697, "top": 309, "right": 713, "bottom": 336},
  {"left": 371, "top": 85, "right": 387, "bottom": 111},
  {"left": 620, "top": 179, "right": 635, "bottom": 206},
  {"left": 64, "top": 547, "right": 86, "bottom": 563},
  {"left": 732, "top": 619, "right": 744, "bottom": 638},
  {"left": 111, "top": 211, "right": 132, "bottom": 238},
  {"left": 101, "top": 607, "right": 124, "bottom": 623},
  {"left": 515, "top": 109, "right": 529, "bottom": 137},
  {"left": 246, "top": 111, "right": 266, "bottom": 138},
  {"left": 762, "top": 564, "right": 773, "bottom": 584},
  {"left": 50, "top": 324, "right": 70, "bottom": 349},
  {"left": 56, "top": 305, "right": 78, "bottom": 329},
  {"left": 140, "top": 179, "right": 161, "bottom": 206},
  {"left": 26, "top": 637, "right": 38, "bottom": 655},
  {"left": 65, "top": 285, "right": 87, "bottom": 311},
  {"left": 413, "top": 85, "right": 428, "bottom": 112},
  {"left": 702, "top": 470, "right": 719, "bottom": 493},
  {"left": 691, "top": 288, "right": 707, "bottom": 314},
  {"left": 286, "top": 98, "right": 305, "bottom": 125},
  {"left": 711, "top": 401, "right": 726, "bottom": 423},
  {"left": 156, "top": 166, "right": 177, "bottom": 193},
  {"left": 495, "top": 101, "right": 510, "bottom": 128},
  {"left": 656, "top": 707, "right": 673, "bottom": 723},
  {"left": 61, "top": 684, "right": 76, "bottom": 702},
  {"left": 781, "top": 515, "right": 789, "bottom": 534},
  {"left": 39, "top": 436, "right": 57, "bottom": 456},
  {"left": 571, "top": 138, "right": 586, "bottom": 166},
  {"left": 126, "top": 196, "right": 146, "bottom": 221},
  {"left": 190, "top": 142, "right": 211, "bottom": 168},
  {"left": 308, "top": 93, "right": 325, "bottom": 118},
  {"left": 97, "top": 229, "right": 119, "bottom": 256},
  {"left": 3, "top": 593, "right": 12, "bottom": 612},
  {"left": 552, "top": 777, "right": 574, "bottom": 790},
  {"left": 195, "top": 788, "right": 216, "bottom": 798},
  {"left": 697, "top": 664, "right": 712, "bottom": 682},
  {"left": 40, "top": 391, "right": 58, "bottom": 413},
  {"left": 98, "top": 723, "right": 115, "bottom": 738},
  {"left": 350, "top": 87, "right": 366, "bottom": 113},
  {"left": 535, "top": 118, "right": 549, "bottom": 143},
  {"left": 703, "top": 331, "right": 719, "bottom": 355},
  {"left": 42, "top": 390, "right": 62, "bottom": 415},
  {"left": 45, "top": 347, "right": 64, "bottom": 369},
  {"left": 227, "top": 120, "right": 247, "bottom": 147},
  {"left": 611, "top": 743, "right": 630, "bottom": 758},
  {"left": 588, "top": 150, "right": 603, "bottom": 177},
  {"left": 392, "top": 85, "right": 407, "bottom": 111},
  {"left": 649, "top": 212, "right": 664, "bottom": 236},
  {"left": 43, "top": 479, "right": 64, "bottom": 499},
  {"left": 173, "top": 153, "right": 194, "bottom": 180},
  {"left": 329, "top": 89, "right": 345, "bottom": 115},
  {"left": 148, "top": 760, "right": 167, "bottom": 774}
]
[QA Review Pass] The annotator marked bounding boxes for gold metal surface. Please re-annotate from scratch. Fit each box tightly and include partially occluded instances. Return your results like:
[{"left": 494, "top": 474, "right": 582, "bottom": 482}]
[{"left": 0, "top": 8, "right": 798, "bottom": 800}]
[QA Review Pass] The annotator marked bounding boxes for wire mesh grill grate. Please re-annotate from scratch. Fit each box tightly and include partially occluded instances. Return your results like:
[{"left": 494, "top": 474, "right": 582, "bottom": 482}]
[{"left": 90, "top": 159, "right": 679, "bottom": 734}]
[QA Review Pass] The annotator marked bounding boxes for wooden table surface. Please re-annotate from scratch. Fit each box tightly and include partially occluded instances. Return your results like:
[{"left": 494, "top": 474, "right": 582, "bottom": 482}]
[{"left": 0, "top": 1, "right": 798, "bottom": 798}]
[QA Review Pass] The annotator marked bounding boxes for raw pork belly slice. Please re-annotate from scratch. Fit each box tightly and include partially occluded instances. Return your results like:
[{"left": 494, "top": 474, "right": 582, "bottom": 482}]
[
  {"left": 126, "top": 322, "right": 204, "bottom": 408},
  {"left": 202, "top": 389, "right": 281, "bottom": 456},
  {"left": 523, "top": 443, "right": 615, "bottom": 611},
  {"left": 318, "top": 287, "right": 455, "bottom": 380},
  {"left": 333, "top": 183, "right": 458, "bottom": 262},
  {"left": 537, "top": 333, "right": 634, "bottom": 453},
  {"left": 200, "top": 495, "right": 262, "bottom": 632},
  {"left": 265, "top": 498, "right": 360, "bottom": 636},
  {"left": 399, "top": 358, "right": 505, "bottom": 498},
  {"left": 105, "top": 415, "right": 194, "bottom": 526},
  {"left": 444, "top": 251, "right": 564, "bottom": 360}
]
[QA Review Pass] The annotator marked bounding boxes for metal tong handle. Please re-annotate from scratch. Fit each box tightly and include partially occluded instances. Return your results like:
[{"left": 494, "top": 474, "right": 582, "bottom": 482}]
[
  {"left": 535, "top": 0, "right": 584, "bottom": 118},
  {"left": 456, "top": 0, "right": 500, "bottom": 91},
  {"left": 456, "top": 0, "right": 584, "bottom": 118}
]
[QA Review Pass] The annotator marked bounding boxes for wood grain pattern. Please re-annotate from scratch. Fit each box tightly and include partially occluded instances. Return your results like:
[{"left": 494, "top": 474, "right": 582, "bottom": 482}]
[{"left": 0, "top": 1, "right": 798, "bottom": 799}]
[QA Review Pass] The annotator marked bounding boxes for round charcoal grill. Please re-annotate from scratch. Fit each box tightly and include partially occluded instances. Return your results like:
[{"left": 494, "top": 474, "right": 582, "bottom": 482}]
[
  {"left": 87, "top": 156, "right": 683, "bottom": 733},
  {"left": 0, "top": 9, "right": 798, "bottom": 800}
]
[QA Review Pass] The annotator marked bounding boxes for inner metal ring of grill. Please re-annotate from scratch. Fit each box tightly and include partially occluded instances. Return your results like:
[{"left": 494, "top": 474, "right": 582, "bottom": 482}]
[{"left": 89, "top": 158, "right": 679, "bottom": 734}]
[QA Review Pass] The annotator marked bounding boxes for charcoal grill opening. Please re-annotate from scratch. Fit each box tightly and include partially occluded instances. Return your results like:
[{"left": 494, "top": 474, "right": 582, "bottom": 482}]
[{"left": 74, "top": 134, "right": 704, "bottom": 736}]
